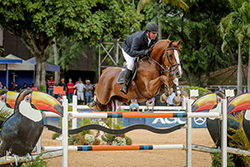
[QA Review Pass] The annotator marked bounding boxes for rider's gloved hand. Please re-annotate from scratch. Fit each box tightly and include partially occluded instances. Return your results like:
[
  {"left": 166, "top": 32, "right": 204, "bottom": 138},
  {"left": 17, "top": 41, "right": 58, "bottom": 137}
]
[
  {"left": 149, "top": 44, "right": 154, "bottom": 53},
  {"left": 144, "top": 49, "right": 150, "bottom": 56}
]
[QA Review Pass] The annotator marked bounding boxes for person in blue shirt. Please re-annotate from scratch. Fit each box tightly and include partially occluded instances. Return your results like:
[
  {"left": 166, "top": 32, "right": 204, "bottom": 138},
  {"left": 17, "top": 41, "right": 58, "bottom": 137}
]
[
  {"left": 166, "top": 88, "right": 175, "bottom": 106},
  {"left": 129, "top": 99, "right": 139, "bottom": 112},
  {"left": 146, "top": 97, "right": 155, "bottom": 111},
  {"left": 85, "top": 79, "right": 93, "bottom": 104}
]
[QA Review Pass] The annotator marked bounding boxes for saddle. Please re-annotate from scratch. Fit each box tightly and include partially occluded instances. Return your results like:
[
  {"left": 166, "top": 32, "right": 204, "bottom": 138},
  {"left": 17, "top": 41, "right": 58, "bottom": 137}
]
[{"left": 117, "top": 57, "right": 140, "bottom": 84}]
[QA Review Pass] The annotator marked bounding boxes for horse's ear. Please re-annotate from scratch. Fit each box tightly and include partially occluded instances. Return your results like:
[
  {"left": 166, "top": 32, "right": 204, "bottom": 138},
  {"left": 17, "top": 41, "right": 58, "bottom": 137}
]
[
  {"left": 169, "top": 41, "right": 173, "bottom": 47},
  {"left": 177, "top": 40, "right": 181, "bottom": 45}
]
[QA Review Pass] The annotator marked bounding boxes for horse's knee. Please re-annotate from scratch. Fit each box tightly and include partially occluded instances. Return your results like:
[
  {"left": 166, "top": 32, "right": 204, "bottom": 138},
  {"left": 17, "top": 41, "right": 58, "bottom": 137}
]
[{"left": 160, "top": 75, "right": 169, "bottom": 84}]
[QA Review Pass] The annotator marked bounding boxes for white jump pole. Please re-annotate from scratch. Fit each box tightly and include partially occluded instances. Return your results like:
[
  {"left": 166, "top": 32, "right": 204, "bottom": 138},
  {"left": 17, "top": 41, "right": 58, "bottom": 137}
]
[
  {"left": 186, "top": 99, "right": 192, "bottom": 167},
  {"left": 72, "top": 95, "right": 77, "bottom": 129},
  {"left": 221, "top": 99, "right": 227, "bottom": 167},
  {"left": 62, "top": 98, "right": 68, "bottom": 167}
]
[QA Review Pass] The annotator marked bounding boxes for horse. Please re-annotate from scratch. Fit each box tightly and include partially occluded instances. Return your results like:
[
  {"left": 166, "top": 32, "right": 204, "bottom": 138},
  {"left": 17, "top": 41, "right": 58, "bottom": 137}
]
[{"left": 89, "top": 39, "right": 183, "bottom": 111}]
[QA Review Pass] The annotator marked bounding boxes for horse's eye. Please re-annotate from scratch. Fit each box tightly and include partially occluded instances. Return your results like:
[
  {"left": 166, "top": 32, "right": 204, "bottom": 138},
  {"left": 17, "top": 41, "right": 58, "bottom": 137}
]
[{"left": 169, "top": 54, "right": 173, "bottom": 58}]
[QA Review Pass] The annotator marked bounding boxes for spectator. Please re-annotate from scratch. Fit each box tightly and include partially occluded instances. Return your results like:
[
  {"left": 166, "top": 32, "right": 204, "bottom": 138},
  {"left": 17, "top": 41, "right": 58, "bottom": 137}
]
[
  {"left": 9, "top": 82, "right": 19, "bottom": 92},
  {"left": 0, "top": 81, "right": 3, "bottom": 90},
  {"left": 85, "top": 79, "right": 93, "bottom": 104},
  {"left": 182, "top": 91, "right": 189, "bottom": 109},
  {"left": 47, "top": 76, "right": 56, "bottom": 96},
  {"left": 129, "top": 99, "right": 140, "bottom": 112},
  {"left": 190, "top": 96, "right": 197, "bottom": 100},
  {"left": 58, "top": 77, "right": 67, "bottom": 97},
  {"left": 21, "top": 83, "right": 28, "bottom": 90},
  {"left": 227, "top": 96, "right": 234, "bottom": 103},
  {"left": 181, "top": 86, "right": 185, "bottom": 96},
  {"left": 67, "top": 78, "right": 74, "bottom": 103},
  {"left": 57, "top": 96, "right": 63, "bottom": 104},
  {"left": 166, "top": 88, "right": 175, "bottom": 106},
  {"left": 146, "top": 97, "right": 155, "bottom": 111},
  {"left": 74, "top": 80, "right": 86, "bottom": 105}
]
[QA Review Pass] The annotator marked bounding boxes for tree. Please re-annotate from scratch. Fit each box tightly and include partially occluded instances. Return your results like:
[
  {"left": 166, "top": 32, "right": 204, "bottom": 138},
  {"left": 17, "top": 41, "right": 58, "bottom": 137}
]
[
  {"left": 137, "top": 0, "right": 189, "bottom": 40},
  {"left": 219, "top": 0, "right": 250, "bottom": 92},
  {"left": 0, "top": 0, "right": 143, "bottom": 90},
  {"left": 47, "top": 37, "right": 87, "bottom": 72},
  {"left": 151, "top": 0, "right": 231, "bottom": 86}
]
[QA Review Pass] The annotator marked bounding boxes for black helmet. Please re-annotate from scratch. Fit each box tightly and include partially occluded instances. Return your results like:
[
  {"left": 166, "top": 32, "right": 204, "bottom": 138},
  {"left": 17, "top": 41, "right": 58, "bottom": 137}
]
[{"left": 146, "top": 22, "right": 158, "bottom": 33}]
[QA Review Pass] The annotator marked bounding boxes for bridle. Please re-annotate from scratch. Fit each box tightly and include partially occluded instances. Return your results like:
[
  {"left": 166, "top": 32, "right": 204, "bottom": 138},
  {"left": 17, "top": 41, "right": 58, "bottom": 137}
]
[{"left": 148, "top": 46, "right": 181, "bottom": 75}]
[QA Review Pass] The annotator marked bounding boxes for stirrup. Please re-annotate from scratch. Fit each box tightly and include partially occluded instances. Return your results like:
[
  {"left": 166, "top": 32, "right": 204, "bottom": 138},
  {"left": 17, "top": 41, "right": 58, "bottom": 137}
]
[{"left": 120, "top": 84, "right": 128, "bottom": 94}]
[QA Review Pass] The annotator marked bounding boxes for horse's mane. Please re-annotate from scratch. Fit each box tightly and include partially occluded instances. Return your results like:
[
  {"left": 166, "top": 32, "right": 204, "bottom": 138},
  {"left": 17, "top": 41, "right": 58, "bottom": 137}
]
[{"left": 151, "top": 39, "right": 182, "bottom": 51}]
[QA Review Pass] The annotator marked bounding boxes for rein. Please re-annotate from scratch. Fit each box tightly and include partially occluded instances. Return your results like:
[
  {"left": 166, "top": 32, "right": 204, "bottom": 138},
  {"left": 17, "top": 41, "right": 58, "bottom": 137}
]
[{"left": 148, "top": 47, "right": 180, "bottom": 74}]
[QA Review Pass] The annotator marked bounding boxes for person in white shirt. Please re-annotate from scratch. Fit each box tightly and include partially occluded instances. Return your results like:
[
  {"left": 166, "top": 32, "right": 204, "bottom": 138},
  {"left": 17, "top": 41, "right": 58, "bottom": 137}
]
[
  {"left": 182, "top": 91, "right": 189, "bottom": 109},
  {"left": 74, "top": 80, "right": 86, "bottom": 104}
]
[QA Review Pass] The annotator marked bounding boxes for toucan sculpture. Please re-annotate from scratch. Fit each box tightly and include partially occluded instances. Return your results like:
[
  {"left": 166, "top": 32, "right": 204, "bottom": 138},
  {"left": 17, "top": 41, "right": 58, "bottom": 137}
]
[
  {"left": 0, "top": 89, "right": 63, "bottom": 160},
  {"left": 192, "top": 92, "right": 240, "bottom": 147},
  {"left": 227, "top": 93, "right": 250, "bottom": 143},
  {"left": 0, "top": 89, "right": 19, "bottom": 128},
  {"left": 0, "top": 89, "right": 18, "bottom": 113}
]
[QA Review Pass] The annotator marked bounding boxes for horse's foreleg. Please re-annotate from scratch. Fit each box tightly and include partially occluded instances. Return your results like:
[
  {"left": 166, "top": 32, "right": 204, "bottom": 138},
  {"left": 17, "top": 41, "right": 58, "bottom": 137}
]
[
  {"left": 147, "top": 75, "right": 170, "bottom": 97},
  {"left": 173, "top": 78, "right": 181, "bottom": 95}
]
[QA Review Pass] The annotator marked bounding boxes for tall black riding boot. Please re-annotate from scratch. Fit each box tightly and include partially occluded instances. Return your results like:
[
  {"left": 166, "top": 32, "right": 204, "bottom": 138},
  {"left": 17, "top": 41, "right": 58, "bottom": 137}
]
[{"left": 120, "top": 68, "right": 132, "bottom": 94}]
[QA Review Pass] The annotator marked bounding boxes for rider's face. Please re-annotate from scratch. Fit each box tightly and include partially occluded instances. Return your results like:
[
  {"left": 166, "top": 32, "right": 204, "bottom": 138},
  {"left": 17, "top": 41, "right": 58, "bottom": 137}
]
[{"left": 149, "top": 31, "right": 157, "bottom": 40}]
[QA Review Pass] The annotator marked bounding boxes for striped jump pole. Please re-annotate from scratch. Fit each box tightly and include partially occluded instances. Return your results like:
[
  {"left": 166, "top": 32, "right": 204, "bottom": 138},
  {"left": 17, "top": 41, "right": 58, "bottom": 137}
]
[
  {"left": 69, "top": 112, "right": 220, "bottom": 119},
  {"left": 43, "top": 111, "right": 221, "bottom": 119},
  {"left": 42, "top": 144, "right": 185, "bottom": 152}
]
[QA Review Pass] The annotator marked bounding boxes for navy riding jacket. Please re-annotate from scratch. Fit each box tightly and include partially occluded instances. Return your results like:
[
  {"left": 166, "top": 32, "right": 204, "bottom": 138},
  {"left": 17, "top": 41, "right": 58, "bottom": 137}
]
[{"left": 122, "top": 31, "right": 158, "bottom": 57}]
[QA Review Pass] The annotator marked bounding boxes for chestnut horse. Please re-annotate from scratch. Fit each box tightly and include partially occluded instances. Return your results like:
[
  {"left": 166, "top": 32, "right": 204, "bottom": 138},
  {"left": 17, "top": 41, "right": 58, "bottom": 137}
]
[{"left": 89, "top": 39, "right": 182, "bottom": 111}]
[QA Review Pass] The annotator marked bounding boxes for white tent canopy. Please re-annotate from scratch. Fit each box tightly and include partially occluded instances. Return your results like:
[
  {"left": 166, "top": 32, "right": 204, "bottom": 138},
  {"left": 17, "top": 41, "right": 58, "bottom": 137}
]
[{"left": 0, "top": 54, "right": 35, "bottom": 71}]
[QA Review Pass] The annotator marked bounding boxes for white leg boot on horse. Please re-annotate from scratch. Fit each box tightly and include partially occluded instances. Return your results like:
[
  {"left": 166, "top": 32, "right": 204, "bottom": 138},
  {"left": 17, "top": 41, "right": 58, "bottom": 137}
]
[
  {"left": 159, "top": 78, "right": 181, "bottom": 106},
  {"left": 173, "top": 78, "right": 181, "bottom": 106}
]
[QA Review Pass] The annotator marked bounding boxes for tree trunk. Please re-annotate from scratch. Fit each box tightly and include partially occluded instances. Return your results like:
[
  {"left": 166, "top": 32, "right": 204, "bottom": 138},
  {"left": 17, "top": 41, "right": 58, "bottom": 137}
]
[
  {"left": 34, "top": 55, "right": 41, "bottom": 89},
  {"left": 248, "top": 42, "right": 250, "bottom": 92},
  {"left": 53, "top": 38, "right": 60, "bottom": 84},
  {"left": 34, "top": 53, "right": 47, "bottom": 92},
  {"left": 237, "top": 44, "right": 243, "bottom": 94},
  {"left": 157, "top": 1, "right": 162, "bottom": 40}
]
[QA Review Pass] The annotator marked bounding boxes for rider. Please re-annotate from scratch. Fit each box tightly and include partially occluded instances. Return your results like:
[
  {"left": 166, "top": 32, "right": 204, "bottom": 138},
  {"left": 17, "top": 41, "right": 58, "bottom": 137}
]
[{"left": 120, "top": 22, "right": 158, "bottom": 94}]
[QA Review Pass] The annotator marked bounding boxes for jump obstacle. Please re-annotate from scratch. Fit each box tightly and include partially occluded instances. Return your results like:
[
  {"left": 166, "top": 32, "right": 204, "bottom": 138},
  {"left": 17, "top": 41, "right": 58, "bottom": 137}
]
[{"left": 0, "top": 98, "right": 230, "bottom": 167}]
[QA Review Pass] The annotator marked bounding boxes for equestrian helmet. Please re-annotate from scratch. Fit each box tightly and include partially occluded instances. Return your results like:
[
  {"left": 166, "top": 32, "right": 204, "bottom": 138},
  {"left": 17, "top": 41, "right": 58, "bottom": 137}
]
[{"left": 146, "top": 22, "right": 158, "bottom": 33}]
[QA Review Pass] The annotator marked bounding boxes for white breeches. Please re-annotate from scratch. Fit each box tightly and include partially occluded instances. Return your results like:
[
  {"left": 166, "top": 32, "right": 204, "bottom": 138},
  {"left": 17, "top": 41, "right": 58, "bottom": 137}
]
[
  {"left": 122, "top": 49, "right": 135, "bottom": 71},
  {"left": 77, "top": 92, "right": 84, "bottom": 100}
]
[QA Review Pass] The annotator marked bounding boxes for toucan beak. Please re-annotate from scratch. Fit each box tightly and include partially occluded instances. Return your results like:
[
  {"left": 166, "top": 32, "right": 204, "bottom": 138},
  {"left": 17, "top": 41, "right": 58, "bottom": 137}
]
[
  {"left": 192, "top": 93, "right": 218, "bottom": 112},
  {"left": 6, "top": 91, "right": 18, "bottom": 109},
  {"left": 228, "top": 93, "right": 250, "bottom": 115},
  {"left": 31, "top": 91, "right": 63, "bottom": 117}
]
